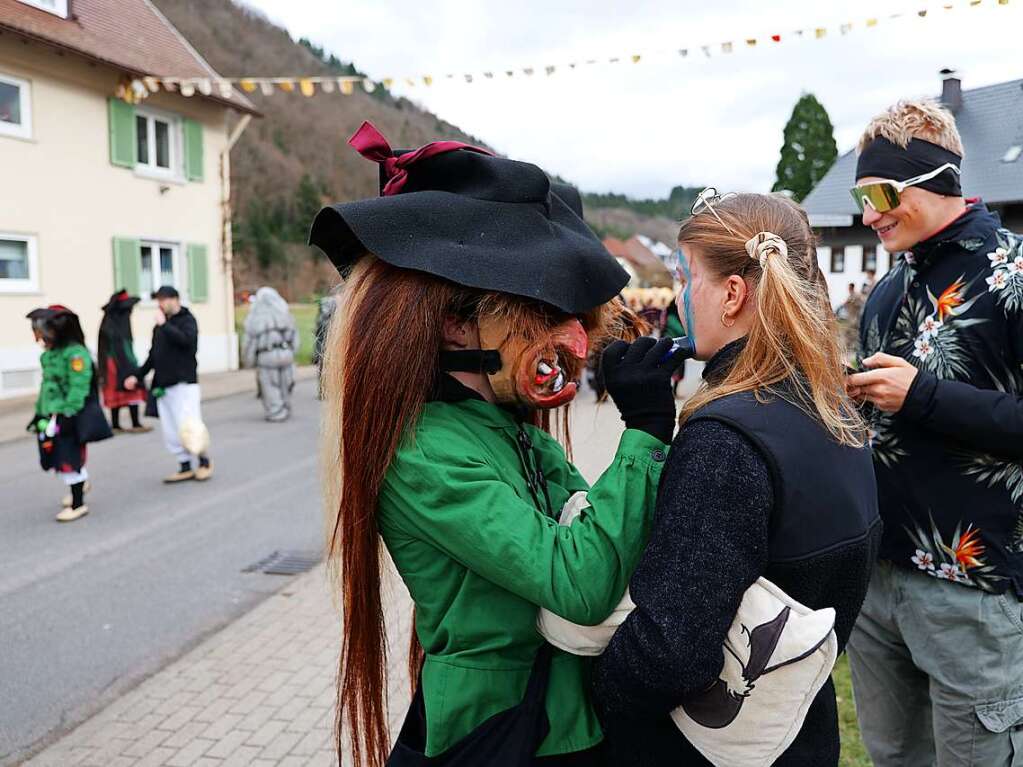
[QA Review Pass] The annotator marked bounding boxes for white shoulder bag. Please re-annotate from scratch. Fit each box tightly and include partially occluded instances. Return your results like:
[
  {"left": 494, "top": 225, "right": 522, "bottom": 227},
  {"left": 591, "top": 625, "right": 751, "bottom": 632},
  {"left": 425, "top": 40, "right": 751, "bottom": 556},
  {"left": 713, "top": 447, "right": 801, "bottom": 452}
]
[{"left": 537, "top": 492, "right": 839, "bottom": 767}]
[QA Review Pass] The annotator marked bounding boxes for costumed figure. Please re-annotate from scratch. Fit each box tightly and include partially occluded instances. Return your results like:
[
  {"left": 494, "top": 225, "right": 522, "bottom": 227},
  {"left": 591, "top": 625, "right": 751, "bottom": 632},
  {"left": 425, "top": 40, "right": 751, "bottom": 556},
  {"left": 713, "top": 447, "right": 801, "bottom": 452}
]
[
  {"left": 98, "top": 289, "right": 151, "bottom": 433},
  {"left": 313, "top": 290, "right": 338, "bottom": 399},
  {"left": 27, "top": 305, "right": 112, "bottom": 522},
  {"left": 243, "top": 286, "right": 299, "bottom": 422},
  {"left": 310, "top": 122, "right": 689, "bottom": 767}
]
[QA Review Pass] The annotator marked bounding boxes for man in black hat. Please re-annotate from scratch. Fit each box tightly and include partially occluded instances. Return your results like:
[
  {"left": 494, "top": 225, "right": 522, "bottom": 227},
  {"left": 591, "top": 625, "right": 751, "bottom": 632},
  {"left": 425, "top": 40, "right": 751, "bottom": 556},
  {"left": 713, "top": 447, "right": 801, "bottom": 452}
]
[{"left": 125, "top": 286, "right": 213, "bottom": 483}]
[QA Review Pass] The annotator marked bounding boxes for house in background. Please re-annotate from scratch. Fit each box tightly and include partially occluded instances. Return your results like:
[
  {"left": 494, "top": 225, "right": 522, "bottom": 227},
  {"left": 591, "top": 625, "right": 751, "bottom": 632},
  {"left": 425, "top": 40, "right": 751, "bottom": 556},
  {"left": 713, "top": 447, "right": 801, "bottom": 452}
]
[
  {"left": 0, "top": 0, "right": 257, "bottom": 398},
  {"left": 602, "top": 235, "right": 674, "bottom": 288},
  {"left": 803, "top": 70, "right": 1023, "bottom": 306}
]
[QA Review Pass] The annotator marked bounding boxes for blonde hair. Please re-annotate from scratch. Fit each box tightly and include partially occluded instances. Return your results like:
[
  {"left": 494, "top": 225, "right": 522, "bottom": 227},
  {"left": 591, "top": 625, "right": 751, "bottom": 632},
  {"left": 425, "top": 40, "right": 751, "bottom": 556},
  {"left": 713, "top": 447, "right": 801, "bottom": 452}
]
[
  {"left": 857, "top": 98, "right": 964, "bottom": 156},
  {"left": 679, "top": 193, "right": 864, "bottom": 447}
]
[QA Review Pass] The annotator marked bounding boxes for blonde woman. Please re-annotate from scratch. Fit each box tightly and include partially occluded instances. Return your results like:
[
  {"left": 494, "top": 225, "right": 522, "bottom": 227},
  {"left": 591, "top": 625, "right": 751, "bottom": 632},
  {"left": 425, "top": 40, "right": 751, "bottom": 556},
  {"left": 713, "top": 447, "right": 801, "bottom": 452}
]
[{"left": 591, "top": 191, "right": 882, "bottom": 766}]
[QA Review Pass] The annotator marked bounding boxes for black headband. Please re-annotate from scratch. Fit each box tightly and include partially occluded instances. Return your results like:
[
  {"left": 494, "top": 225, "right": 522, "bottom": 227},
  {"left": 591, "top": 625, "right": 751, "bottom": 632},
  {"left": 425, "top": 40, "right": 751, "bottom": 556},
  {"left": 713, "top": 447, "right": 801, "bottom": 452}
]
[{"left": 856, "top": 137, "right": 962, "bottom": 196}]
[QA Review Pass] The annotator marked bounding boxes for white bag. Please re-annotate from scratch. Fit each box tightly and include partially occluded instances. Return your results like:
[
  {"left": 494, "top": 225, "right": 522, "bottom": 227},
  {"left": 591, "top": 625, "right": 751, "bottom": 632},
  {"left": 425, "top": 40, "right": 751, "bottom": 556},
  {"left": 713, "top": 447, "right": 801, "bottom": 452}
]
[
  {"left": 178, "top": 416, "right": 210, "bottom": 456},
  {"left": 537, "top": 493, "right": 839, "bottom": 767}
]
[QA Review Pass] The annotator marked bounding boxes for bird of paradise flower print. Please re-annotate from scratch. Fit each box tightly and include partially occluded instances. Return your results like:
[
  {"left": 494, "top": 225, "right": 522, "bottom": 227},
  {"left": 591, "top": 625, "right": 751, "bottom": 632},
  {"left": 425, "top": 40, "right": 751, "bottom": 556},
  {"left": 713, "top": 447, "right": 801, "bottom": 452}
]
[{"left": 904, "top": 515, "right": 1005, "bottom": 591}]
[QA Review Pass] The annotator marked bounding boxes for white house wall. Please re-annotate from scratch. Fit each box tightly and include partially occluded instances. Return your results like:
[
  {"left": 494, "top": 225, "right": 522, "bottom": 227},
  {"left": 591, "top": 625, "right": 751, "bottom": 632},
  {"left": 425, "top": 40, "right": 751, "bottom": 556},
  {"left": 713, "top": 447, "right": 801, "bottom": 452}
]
[{"left": 0, "top": 38, "right": 237, "bottom": 398}]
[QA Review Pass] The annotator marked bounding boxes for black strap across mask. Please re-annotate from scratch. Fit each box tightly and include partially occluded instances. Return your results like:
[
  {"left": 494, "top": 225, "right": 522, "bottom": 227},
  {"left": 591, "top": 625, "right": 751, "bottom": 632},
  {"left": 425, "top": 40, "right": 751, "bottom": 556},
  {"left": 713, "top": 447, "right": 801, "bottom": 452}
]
[
  {"left": 439, "top": 350, "right": 502, "bottom": 375},
  {"left": 856, "top": 137, "right": 962, "bottom": 196}
]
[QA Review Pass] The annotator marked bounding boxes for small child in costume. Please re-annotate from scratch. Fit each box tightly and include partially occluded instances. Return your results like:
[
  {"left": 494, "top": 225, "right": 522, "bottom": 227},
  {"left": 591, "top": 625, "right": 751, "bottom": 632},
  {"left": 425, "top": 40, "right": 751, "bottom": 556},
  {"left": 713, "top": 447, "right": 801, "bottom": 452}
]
[{"left": 27, "top": 306, "right": 95, "bottom": 522}]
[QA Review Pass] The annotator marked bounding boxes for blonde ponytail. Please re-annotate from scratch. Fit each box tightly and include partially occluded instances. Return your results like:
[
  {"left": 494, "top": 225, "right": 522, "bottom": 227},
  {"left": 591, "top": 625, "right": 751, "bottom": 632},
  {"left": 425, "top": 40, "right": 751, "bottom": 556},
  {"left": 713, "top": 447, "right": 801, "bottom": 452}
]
[{"left": 679, "top": 193, "right": 864, "bottom": 447}]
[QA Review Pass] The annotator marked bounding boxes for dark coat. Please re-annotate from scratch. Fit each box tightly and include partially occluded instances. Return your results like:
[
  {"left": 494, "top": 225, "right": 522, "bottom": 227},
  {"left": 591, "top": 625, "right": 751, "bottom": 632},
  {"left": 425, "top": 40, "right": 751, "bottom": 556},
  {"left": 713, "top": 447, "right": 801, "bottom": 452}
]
[{"left": 136, "top": 307, "right": 199, "bottom": 389}]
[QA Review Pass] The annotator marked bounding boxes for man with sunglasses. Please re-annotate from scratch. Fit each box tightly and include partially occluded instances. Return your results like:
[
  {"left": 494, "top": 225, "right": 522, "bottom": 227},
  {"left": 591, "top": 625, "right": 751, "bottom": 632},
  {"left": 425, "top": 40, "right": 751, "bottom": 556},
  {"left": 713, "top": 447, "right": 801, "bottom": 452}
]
[{"left": 844, "top": 99, "right": 1023, "bottom": 766}]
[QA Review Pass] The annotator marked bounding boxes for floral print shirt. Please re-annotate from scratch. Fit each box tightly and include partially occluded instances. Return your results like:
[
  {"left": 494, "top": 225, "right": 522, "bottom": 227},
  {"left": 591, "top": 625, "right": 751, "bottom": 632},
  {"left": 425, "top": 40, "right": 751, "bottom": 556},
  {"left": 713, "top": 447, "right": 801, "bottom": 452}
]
[{"left": 860, "top": 202, "right": 1023, "bottom": 596}]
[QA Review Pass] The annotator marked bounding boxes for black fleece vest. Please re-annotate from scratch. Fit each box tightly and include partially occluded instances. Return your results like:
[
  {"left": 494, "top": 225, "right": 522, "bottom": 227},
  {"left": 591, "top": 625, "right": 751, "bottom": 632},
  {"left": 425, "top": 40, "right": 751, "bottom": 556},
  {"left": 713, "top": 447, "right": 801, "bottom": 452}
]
[{"left": 690, "top": 388, "right": 879, "bottom": 566}]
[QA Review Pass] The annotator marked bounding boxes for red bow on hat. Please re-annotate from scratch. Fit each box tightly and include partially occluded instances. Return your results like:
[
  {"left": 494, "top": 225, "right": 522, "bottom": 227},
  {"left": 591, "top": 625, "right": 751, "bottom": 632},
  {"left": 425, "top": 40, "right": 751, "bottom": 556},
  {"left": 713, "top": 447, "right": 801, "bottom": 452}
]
[{"left": 348, "top": 121, "right": 493, "bottom": 196}]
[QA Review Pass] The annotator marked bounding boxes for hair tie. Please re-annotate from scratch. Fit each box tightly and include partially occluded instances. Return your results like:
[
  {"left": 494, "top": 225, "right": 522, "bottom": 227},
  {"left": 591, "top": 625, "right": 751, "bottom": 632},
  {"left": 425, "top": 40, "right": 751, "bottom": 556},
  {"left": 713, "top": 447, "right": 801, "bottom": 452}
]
[{"left": 744, "top": 231, "right": 788, "bottom": 267}]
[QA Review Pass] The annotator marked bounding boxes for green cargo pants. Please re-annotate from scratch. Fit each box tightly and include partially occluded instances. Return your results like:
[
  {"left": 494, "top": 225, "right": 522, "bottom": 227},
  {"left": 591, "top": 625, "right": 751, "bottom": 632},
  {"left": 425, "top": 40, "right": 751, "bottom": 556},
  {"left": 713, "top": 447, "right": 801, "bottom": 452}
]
[{"left": 848, "top": 561, "right": 1023, "bottom": 766}]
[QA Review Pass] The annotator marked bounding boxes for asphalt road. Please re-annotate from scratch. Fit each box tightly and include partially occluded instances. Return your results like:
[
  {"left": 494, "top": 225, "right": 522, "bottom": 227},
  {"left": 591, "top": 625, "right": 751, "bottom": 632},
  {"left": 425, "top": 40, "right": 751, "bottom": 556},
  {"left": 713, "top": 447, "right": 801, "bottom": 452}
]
[{"left": 0, "top": 379, "right": 324, "bottom": 765}]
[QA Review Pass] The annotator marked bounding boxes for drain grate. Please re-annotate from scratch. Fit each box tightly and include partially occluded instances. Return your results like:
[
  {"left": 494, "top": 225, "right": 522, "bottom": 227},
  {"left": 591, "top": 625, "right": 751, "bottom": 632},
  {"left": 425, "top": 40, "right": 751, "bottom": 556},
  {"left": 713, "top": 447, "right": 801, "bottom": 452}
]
[{"left": 243, "top": 550, "right": 322, "bottom": 575}]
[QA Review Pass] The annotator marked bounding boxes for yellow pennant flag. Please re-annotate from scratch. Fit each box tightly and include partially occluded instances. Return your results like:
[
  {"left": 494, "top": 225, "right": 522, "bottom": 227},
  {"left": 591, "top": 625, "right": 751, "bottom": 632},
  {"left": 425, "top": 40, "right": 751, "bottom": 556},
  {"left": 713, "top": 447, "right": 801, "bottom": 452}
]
[
  {"left": 815, "top": 28, "right": 827, "bottom": 39},
  {"left": 143, "top": 76, "right": 159, "bottom": 92},
  {"left": 424, "top": 75, "right": 434, "bottom": 85},
  {"left": 240, "top": 78, "right": 257, "bottom": 93},
  {"left": 970, "top": 0, "right": 982, "bottom": 5},
  {"left": 746, "top": 38, "right": 757, "bottom": 47},
  {"left": 382, "top": 78, "right": 394, "bottom": 89},
  {"left": 278, "top": 80, "right": 295, "bottom": 93},
  {"left": 299, "top": 79, "right": 315, "bottom": 96},
  {"left": 866, "top": 17, "right": 878, "bottom": 27},
  {"left": 340, "top": 79, "right": 355, "bottom": 95},
  {"left": 631, "top": 54, "right": 641, "bottom": 63},
  {"left": 998, "top": 0, "right": 1009, "bottom": 5}
]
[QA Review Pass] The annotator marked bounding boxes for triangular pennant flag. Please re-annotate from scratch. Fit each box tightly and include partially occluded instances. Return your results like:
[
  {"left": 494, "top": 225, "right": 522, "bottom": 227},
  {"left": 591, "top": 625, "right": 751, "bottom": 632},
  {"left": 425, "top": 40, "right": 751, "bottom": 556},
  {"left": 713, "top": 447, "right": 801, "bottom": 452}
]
[
  {"left": 240, "top": 78, "right": 257, "bottom": 93},
  {"left": 771, "top": 34, "right": 781, "bottom": 42},
  {"left": 143, "top": 76, "right": 159, "bottom": 92},
  {"left": 320, "top": 78, "right": 335, "bottom": 93},
  {"left": 406, "top": 78, "right": 416, "bottom": 87},
  {"left": 701, "top": 45, "right": 711, "bottom": 57},
  {"left": 278, "top": 80, "right": 295, "bottom": 93},
  {"left": 505, "top": 70, "right": 515, "bottom": 77},
  {"left": 299, "top": 78, "right": 315, "bottom": 96},
  {"left": 484, "top": 71, "right": 494, "bottom": 78},
  {"left": 970, "top": 0, "right": 982, "bottom": 5},
  {"left": 219, "top": 80, "right": 234, "bottom": 98},
  {"left": 340, "top": 79, "right": 354, "bottom": 95},
  {"left": 180, "top": 82, "right": 196, "bottom": 97},
  {"left": 568, "top": 63, "right": 577, "bottom": 69},
  {"left": 424, "top": 75, "right": 434, "bottom": 85},
  {"left": 545, "top": 65, "right": 556, "bottom": 75},
  {"left": 162, "top": 80, "right": 178, "bottom": 93},
  {"left": 464, "top": 73, "right": 473, "bottom": 83},
  {"left": 998, "top": 0, "right": 1008, "bottom": 5},
  {"left": 678, "top": 48, "right": 689, "bottom": 56},
  {"left": 363, "top": 79, "right": 377, "bottom": 93},
  {"left": 815, "top": 28, "right": 827, "bottom": 39},
  {"left": 586, "top": 59, "right": 597, "bottom": 65},
  {"left": 943, "top": 3, "right": 954, "bottom": 8},
  {"left": 197, "top": 78, "right": 212, "bottom": 96},
  {"left": 918, "top": 9, "right": 928, "bottom": 16},
  {"left": 382, "top": 78, "right": 394, "bottom": 88},
  {"left": 259, "top": 80, "right": 274, "bottom": 96},
  {"left": 866, "top": 18, "right": 878, "bottom": 27},
  {"left": 721, "top": 41, "right": 733, "bottom": 53},
  {"left": 524, "top": 67, "right": 534, "bottom": 75},
  {"left": 795, "top": 29, "right": 805, "bottom": 36},
  {"left": 840, "top": 23, "right": 852, "bottom": 34},
  {"left": 609, "top": 56, "right": 620, "bottom": 63},
  {"left": 746, "top": 38, "right": 757, "bottom": 47},
  {"left": 631, "top": 54, "right": 641, "bottom": 63}
]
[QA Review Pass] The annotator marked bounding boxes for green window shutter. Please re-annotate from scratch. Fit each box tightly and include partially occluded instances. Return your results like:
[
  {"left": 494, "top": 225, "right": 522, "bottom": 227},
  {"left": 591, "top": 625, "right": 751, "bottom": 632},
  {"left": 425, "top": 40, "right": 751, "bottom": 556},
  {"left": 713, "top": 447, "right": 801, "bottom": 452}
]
[
  {"left": 187, "top": 243, "right": 209, "bottom": 302},
  {"left": 108, "top": 99, "right": 136, "bottom": 168},
  {"left": 183, "top": 118, "right": 204, "bottom": 181},
  {"left": 112, "top": 237, "right": 141, "bottom": 294}
]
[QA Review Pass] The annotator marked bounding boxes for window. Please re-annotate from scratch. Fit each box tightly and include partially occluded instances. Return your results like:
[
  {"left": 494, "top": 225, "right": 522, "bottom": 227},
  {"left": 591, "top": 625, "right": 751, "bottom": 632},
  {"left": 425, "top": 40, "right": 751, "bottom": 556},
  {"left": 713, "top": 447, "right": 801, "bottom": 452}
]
[
  {"left": 135, "top": 108, "right": 179, "bottom": 177},
  {"left": 830, "top": 247, "right": 846, "bottom": 273},
  {"left": 0, "top": 233, "right": 39, "bottom": 292},
  {"left": 863, "top": 245, "right": 878, "bottom": 272},
  {"left": 15, "top": 0, "right": 67, "bottom": 17},
  {"left": 139, "top": 242, "right": 179, "bottom": 295},
  {"left": 0, "top": 73, "right": 31, "bottom": 139}
]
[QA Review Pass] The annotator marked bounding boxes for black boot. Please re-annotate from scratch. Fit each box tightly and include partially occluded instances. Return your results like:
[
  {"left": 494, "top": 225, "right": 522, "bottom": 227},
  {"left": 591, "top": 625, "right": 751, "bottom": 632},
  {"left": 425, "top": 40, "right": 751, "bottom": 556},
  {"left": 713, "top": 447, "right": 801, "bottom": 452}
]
[
  {"left": 110, "top": 407, "right": 123, "bottom": 431},
  {"left": 129, "top": 404, "right": 142, "bottom": 428}
]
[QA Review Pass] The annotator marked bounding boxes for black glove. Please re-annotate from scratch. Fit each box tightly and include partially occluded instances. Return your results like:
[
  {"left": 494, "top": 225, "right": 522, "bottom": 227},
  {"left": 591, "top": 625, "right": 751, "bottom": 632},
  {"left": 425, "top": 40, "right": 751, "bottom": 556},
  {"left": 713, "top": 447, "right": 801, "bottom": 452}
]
[{"left": 601, "top": 336, "right": 690, "bottom": 443}]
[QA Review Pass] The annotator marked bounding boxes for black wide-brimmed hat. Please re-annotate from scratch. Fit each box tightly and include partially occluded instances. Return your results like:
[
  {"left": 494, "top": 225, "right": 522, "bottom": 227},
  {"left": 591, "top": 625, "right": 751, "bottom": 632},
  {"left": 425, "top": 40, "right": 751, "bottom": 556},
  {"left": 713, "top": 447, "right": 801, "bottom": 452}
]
[
  {"left": 102, "top": 289, "right": 141, "bottom": 312},
  {"left": 26, "top": 304, "right": 75, "bottom": 322},
  {"left": 308, "top": 121, "right": 628, "bottom": 315}
]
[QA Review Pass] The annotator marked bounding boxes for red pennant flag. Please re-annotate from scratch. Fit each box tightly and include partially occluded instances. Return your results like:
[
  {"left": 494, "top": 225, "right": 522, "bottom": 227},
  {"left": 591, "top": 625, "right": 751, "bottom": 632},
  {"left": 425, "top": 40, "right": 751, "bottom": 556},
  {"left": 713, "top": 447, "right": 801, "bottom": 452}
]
[{"left": 771, "top": 34, "right": 781, "bottom": 42}]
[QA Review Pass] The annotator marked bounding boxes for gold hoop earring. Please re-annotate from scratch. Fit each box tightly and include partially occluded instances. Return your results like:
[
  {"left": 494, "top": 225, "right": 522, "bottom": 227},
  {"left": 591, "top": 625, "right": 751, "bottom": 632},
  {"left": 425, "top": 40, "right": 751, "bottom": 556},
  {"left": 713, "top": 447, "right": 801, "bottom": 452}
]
[{"left": 721, "top": 312, "right": 735, "bottom": 328}]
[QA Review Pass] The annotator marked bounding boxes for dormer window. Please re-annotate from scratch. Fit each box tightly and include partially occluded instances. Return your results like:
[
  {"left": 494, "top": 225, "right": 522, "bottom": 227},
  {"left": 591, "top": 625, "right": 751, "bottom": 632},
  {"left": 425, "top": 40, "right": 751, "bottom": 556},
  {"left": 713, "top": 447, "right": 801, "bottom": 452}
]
[{"left": 15, "top": 0, "right": 68, "bottom": 18}]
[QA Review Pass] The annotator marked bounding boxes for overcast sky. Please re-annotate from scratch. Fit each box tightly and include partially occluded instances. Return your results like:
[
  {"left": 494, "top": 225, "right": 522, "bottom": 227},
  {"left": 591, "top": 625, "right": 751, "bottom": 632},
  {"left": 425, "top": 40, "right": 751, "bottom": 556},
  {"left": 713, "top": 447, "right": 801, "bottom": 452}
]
[{"left": 241, "top": 0, "right": 1023, "bottom": 199}]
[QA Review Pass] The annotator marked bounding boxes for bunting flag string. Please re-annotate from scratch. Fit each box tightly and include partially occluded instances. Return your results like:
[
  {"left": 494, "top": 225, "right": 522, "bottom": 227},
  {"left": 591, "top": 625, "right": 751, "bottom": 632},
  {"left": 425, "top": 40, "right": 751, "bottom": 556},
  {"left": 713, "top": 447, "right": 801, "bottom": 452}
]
[{"left": 114, "top": 0, "right": 1013, "bottom": 104}]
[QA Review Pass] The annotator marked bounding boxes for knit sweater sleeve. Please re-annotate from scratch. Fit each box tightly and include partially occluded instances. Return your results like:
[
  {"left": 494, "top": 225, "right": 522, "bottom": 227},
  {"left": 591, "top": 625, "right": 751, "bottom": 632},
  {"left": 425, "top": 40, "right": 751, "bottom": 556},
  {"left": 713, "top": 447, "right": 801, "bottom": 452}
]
[{"left": 592, "top": 418, "right": 773, "bottom": 718}]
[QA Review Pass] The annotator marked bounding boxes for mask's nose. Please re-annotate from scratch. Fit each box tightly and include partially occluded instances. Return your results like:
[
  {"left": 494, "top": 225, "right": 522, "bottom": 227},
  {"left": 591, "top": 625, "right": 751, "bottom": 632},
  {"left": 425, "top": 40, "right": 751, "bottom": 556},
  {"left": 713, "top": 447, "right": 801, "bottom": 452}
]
[{"left": 552, "top": 318, "right": 588, "bottom": 360}]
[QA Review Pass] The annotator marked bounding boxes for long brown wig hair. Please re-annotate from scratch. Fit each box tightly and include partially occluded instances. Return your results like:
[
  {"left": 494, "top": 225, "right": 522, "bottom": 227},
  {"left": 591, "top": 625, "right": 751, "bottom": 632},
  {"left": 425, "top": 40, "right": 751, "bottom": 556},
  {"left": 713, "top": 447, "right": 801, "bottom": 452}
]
[
  {"left": 321, "top": 256, "right": 644, "bottom": 767},
  {"left": 678, "top": 193, "right": 864, "bottom": 447}
]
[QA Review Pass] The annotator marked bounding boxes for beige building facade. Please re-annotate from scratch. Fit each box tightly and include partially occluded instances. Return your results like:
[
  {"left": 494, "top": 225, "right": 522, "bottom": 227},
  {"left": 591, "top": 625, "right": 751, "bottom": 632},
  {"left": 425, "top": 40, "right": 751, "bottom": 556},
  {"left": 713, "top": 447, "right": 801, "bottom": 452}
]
[{"left": 0, "top": 0, "right": 256, "bottom": 398}]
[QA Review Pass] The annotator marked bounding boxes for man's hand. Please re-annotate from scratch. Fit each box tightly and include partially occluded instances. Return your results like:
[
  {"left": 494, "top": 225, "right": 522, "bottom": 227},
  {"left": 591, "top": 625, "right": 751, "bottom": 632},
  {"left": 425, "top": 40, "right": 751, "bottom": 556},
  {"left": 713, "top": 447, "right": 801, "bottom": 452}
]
[
  {"left": 846, "top": 353, "right": 919, "bottom": 413},
  {"left": 154, "top": 309, "right": 166, "bottom": 326},
  {"left": 124, "top": 375, "right": 138, "bottom": 391}
]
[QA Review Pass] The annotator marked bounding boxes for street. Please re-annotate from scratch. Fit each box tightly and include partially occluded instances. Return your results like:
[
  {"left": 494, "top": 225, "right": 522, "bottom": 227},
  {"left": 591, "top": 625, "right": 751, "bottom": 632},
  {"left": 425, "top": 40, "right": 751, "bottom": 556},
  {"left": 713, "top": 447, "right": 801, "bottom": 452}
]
[
  {"left": 0, "top": 376, "right": 636, "bottom": 765},
  {"left": 0, "top": 378, "right": 323, "bottom": 765}
]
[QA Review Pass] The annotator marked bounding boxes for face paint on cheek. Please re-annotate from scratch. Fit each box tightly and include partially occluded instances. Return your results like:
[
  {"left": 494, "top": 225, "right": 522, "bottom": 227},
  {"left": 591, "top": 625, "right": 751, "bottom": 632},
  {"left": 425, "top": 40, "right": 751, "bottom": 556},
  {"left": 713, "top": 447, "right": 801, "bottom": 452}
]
[{"left": 679, "top": 247, "right": 697, "bottom": 346}]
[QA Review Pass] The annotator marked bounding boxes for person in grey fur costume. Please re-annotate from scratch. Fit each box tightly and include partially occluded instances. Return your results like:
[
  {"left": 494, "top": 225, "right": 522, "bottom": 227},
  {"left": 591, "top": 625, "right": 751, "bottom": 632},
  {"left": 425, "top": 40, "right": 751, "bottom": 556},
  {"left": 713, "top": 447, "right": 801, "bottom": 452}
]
[{"left": 243, "top": 287, "right": 298, "bottom": 422}]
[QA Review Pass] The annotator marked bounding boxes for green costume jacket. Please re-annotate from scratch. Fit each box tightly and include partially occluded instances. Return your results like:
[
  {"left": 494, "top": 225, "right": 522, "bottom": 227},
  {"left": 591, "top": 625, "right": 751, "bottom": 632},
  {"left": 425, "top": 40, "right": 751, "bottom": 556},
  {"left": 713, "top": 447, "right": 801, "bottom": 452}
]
[
  {"left": 378, "top": 396, "right": 666, "bottom": 757},
  {"left": 36, "top": 343, "right": 92, "bottom": 417}
]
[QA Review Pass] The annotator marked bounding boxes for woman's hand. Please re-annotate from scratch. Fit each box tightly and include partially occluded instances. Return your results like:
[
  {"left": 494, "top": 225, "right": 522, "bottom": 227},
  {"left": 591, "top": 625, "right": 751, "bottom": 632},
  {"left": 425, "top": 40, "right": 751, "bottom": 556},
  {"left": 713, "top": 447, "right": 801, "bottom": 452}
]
[{"left": 601, "top": 337, "right": 689, "bottom": 443}]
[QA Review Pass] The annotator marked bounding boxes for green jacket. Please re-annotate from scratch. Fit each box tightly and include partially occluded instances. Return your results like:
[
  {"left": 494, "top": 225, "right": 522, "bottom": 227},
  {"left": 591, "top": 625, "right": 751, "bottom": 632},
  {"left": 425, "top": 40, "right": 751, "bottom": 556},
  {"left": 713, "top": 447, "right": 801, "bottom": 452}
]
[
  {"left": 36, "top": 343, "right": 92, "bottom": 417},
  {"left": 378, "top": 398, "right": 666, "bottom": 757}
]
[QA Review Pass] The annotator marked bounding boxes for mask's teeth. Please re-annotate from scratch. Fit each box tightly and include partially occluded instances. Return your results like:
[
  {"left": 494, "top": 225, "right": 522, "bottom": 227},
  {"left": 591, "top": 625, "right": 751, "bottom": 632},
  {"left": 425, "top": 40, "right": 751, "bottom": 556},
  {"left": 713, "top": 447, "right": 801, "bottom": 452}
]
[
  {"left": 537, "top": 361, "right": 554, "bottom": 376},
  {"left": 552, "top": 372, "right": 565, "bottom": 393}
]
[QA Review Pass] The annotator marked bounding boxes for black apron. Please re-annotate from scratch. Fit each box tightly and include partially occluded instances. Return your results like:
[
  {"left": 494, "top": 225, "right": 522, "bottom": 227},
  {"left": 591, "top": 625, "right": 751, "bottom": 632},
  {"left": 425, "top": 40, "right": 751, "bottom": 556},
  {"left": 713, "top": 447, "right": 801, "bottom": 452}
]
[{"left": 388, "top": 421, "right": 561, "bottom": 766}]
